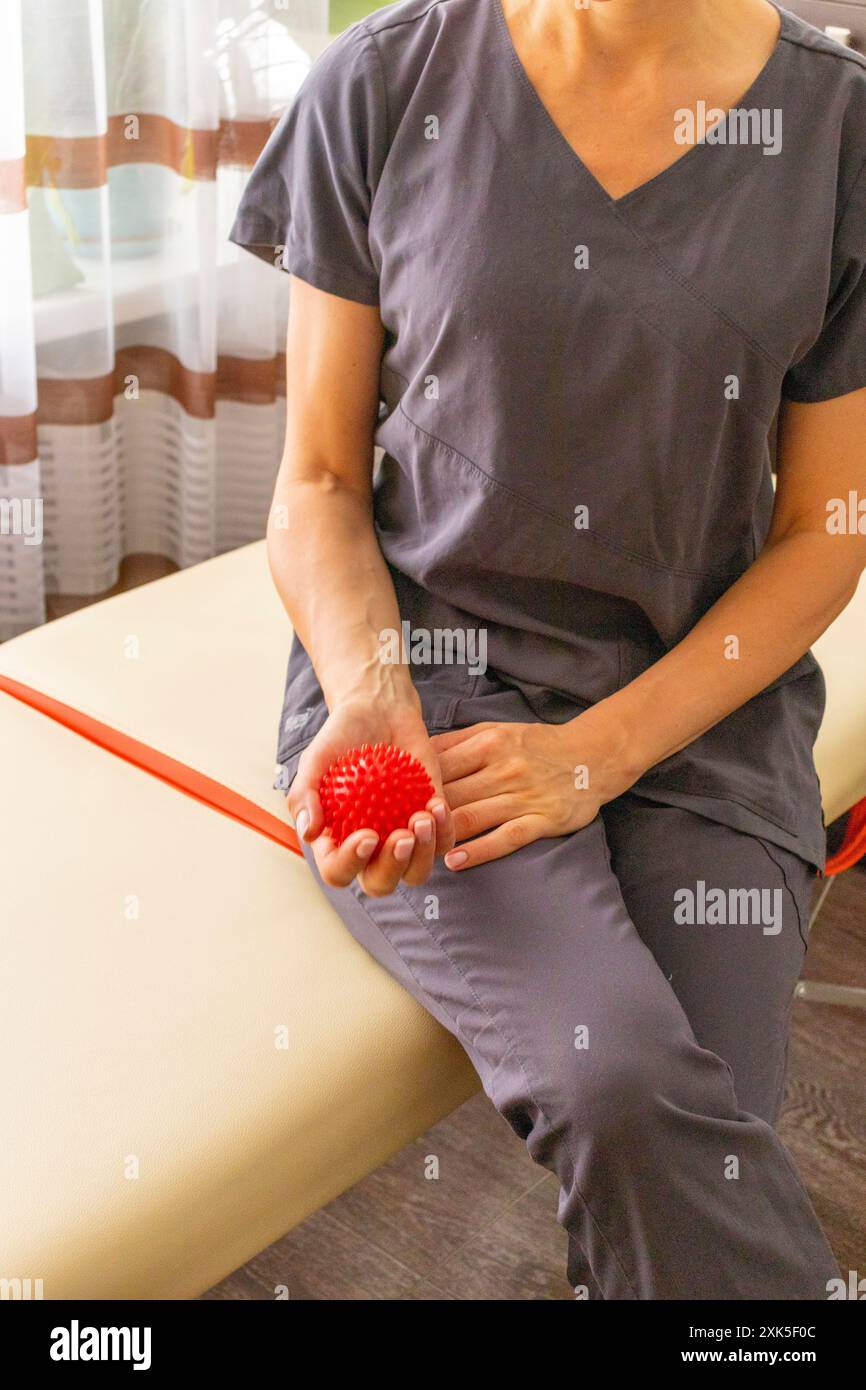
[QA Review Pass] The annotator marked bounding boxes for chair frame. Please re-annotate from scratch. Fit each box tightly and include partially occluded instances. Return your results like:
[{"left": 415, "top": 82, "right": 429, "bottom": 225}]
[{"left": 800, "top": 796, "right": 866, "bottom": 1010}]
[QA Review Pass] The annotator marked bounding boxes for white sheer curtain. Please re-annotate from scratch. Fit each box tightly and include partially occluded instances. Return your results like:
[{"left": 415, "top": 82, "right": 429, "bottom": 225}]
[{"left": 0, "top": 0, "right": 327, "bottom": 640}]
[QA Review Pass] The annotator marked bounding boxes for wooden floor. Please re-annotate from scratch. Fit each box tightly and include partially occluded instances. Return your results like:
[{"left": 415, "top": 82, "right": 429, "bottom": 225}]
[{"left": 204, "top": 865, "right": 866, "bottom": 1301}]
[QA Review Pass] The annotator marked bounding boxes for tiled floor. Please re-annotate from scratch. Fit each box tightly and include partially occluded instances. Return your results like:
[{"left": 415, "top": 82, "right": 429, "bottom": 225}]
[{"left": 204, "top": 867, "right": 866, "bottom": 1300}]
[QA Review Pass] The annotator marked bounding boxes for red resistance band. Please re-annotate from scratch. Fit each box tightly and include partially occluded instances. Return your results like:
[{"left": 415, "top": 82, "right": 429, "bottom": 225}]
[
  {"left": 0, "top": 673, "right": 303, "bottom": 858},
  {"left": 3, "top": 670, "right": 864, "bottom": 876}
]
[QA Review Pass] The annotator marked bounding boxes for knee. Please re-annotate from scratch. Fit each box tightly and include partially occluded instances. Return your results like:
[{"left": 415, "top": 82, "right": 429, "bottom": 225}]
[
  {"left": 542, "top": 1016, "right": 710, "bottom": 1153},
  {"left": 569, "top": 1048, "right": 668, "bottom": 1149}
]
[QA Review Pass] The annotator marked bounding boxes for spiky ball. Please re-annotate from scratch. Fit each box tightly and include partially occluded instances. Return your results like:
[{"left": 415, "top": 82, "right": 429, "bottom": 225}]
[{"left": 319, "top": 743, "right": 435, "bottom": 857}]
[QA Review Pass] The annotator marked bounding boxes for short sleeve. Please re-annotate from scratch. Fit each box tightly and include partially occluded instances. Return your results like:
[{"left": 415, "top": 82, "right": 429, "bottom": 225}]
[
  {"left": 782, "top": 163, "right": 866, "bottom": 403},
  {"left": 228, "top": 24, "right": 387, "bottom": 305}
]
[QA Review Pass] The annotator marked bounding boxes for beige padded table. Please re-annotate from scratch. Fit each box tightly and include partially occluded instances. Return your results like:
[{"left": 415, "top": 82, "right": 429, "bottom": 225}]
[
  {"left": 812, "top": 569, "right": 866, "bottom": 827},
  {"left": 2, "top": 542, "right": 865, "bottom": 1298},
  {"left": 0, "top": 542, "right": 477, "bottom": 1299}
]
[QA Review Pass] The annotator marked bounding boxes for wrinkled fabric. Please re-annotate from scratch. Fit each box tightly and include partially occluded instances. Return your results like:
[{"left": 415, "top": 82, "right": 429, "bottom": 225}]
[
  {"left": 302, "top": 792, "right": 839, "bottom": 1299},
  {"left": 230, "top": 0, "right": 866, "bottom": 870}
]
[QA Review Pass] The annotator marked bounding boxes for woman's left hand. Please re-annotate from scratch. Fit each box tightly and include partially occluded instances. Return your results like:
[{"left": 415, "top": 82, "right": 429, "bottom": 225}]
[{"left": 430, "top": 712, "right": 636, "bottom": 870}]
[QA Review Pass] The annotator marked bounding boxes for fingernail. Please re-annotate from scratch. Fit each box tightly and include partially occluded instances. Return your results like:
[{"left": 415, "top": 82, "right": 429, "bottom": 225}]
[
  {"left": 414, "top": 817, "right": 433, "bottom": 845},
  {"left": 356, "top": 836, "right": 378, "bottom": 861},
  {"left": 296, "top": 808, "right": 310, "bottom": 839},
  {"left": 431, "top": 801, "right": 447, "bottom": 824},
  {"left": 445, "top": 849, "right": 468, "bottom": 870},
  {"left": 394, "top": 837, "right": 415, "bottom": 863}
]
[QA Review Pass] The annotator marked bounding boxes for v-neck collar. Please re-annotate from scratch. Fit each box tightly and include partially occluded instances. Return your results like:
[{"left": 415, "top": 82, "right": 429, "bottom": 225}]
[{"left": 490, "top": 0, "right": 795, "bottom": 212}]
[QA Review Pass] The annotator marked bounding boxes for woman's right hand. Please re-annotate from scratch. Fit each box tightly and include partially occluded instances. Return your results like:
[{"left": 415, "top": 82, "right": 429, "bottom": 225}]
[{"left": 287, "top": 692, "right": 456, "bottom": 896}]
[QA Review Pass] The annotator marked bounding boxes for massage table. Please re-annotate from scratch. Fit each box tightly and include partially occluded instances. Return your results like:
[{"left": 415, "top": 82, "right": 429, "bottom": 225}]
[{"left": 0, "top": 541, "right": 863, "bottom": 1297}]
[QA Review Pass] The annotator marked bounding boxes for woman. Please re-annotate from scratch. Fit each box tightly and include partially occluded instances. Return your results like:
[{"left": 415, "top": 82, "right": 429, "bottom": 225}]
[{"left": 231, "top": 0, "right": 866, "bottom": 1298}]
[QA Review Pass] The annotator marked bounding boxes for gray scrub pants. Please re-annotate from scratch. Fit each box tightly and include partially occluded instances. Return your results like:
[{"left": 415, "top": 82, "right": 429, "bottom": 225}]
[{"left": 302, "top": 792, "right": 839, "bottom": 1299}]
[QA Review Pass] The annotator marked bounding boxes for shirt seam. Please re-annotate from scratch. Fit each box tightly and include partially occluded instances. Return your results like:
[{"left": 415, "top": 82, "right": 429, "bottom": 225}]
[
  {"left": 363, "top": 0, "right": 453, "bottom": 38},
  {"left": 610, "top": 204, "right": 789, "bottom": 374},
  {"left": 233, "top": 216, "right": 378, "bottom": 297},
  {"left": 835, "top": 150, "right": 866, "bottom": 231},
  {"left": 781, "top": 369, "right": 866, "bottom": 404},
  {"left": 641, "top": 783, "right": 799, "bottom": 836},
  {"left": 230, "top": 213, "right": 279, "bottom": 242},
  {"left": 755, "top": 837, "right": 812, "bottom": 951},
  {"left": 287, "top": 245, "right": 378, "bottom": 297},
  {"left": 395, "top": 403, "right": 743, "bottom": 581},
  {"left": 231, "top": 216, "right": 375, "bottom": 284},
  {"left": 358, "top": 22, "right": 391, "bottom": 176},
  {"left": 778, "top": 25, "right": 866, "bottom": 74}
]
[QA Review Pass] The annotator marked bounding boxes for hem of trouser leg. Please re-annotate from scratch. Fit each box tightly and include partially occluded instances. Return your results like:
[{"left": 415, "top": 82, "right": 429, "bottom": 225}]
[
  {"left": 773, "top": 1141, "right": 842, "bottom": 1289},
  {"left": 384, "top": 878, "right": 638, "bottom": 1299}
]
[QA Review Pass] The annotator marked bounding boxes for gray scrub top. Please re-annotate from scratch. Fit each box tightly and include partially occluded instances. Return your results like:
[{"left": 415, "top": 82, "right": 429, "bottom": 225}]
[{"left": 230, "top": 0, "right": 866, "bottom": 872}]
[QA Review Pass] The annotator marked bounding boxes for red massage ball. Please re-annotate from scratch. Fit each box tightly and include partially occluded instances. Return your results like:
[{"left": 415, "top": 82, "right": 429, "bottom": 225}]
[{"left": 319, "top": 743, "right": 435, "bottom": 856}]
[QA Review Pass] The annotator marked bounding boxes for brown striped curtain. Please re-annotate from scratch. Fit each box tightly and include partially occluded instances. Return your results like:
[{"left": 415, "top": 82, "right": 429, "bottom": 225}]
[{"left": 0, "top": 0, "right": 328, "bottom": 640}]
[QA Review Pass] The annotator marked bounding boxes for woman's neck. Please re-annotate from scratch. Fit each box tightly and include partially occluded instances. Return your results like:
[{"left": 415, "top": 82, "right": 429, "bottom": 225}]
[{"left": 500, "top": 0, "right": 782, "bottom": 84}]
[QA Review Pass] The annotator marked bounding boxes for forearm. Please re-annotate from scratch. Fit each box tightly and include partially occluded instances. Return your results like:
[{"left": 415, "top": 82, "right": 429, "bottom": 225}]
[
  {"left": 588, "top": 528, "right": 863, "bottom": 788},
  {"left": 267, "top": 472, "right": 418, "bottom": 713}
]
